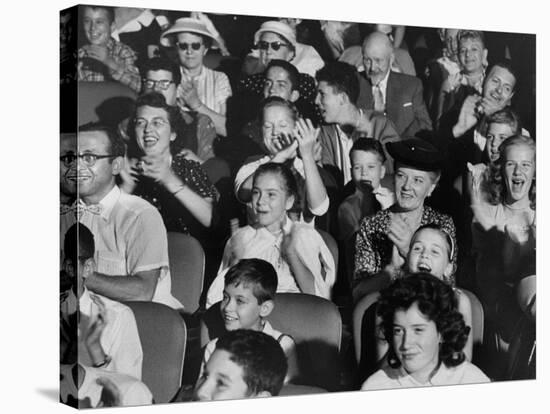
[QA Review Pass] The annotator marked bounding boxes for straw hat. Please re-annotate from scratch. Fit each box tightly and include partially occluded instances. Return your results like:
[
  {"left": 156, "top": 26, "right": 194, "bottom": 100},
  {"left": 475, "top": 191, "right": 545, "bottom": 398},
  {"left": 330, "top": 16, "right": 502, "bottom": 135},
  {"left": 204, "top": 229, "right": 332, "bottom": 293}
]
[
  {"left": 253, "top": 21, "right": 297, "bottom": 50},
  {"left": 160, "top": 17, "right": 219, "bottom": 48}
]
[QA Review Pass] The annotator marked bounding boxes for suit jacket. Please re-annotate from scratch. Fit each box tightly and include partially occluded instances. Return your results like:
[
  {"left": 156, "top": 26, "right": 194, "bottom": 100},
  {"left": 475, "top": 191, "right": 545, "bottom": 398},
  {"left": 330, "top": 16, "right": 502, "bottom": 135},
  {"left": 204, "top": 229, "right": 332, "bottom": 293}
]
[
  {"left": 357, "top": 71, "right": 432, "bottom": 138},
  {"left": 319, "top": 110, "right": 401, "bottom": 175}
]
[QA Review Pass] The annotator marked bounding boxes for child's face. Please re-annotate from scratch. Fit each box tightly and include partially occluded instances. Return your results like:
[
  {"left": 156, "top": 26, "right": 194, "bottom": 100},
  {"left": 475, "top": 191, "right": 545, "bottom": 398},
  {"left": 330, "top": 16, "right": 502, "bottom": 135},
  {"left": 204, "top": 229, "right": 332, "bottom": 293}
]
[
  {"left": 194, "top": 349, "right": 250, "bottom": 401},
  {"left": 82, "top": 7, "right": 112, "bottom": 46},
  {"left": 503, "top": 143, "right": 535, "bottom": 204},
  {"left": 486, "top": 123, "right": 514, "bottom": 162},
  {"left": 350, "top": 150, "right": 385, "bottom": 190},
  {"left": 252, "top": 172, "right": 294, "bottom": 233},
  {"left": 408, "top": 228, "right": 453, "bottom": 280},
  {"left": 221, "top": 282, "right": 268, "bottom": 331},
  {"left": 262, "top": 105, "right": 296, "bottom": 156}
]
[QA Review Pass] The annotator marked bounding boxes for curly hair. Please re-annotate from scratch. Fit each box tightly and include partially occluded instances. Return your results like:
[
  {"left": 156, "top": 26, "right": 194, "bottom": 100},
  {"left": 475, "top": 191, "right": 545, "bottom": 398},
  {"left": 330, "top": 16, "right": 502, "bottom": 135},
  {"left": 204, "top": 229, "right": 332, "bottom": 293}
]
[
  {"left": 127, "top": 92, "right": 186, "bottom": 155},
  {"left": 261, "top": 96, "right": 299, "bottom": 123},
  {"left": 377, "top": 272, "right": 470, "bottom": 369},
  {"left": 78, "top": 122, "right": 126, "bottom": 157},
  {"left": 486, "top": 135, "right": 536, "bottom": 209},
  {"left": 215, "top": 329, "right": 287, "bottom": 396}
]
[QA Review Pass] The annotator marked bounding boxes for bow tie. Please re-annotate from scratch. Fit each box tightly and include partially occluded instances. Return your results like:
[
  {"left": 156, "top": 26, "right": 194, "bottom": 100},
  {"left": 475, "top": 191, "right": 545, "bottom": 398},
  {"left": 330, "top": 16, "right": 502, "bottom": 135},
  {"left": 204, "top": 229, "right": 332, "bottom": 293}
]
[{"left": 60, "top": 199, "right": 103, "bottom": 220}]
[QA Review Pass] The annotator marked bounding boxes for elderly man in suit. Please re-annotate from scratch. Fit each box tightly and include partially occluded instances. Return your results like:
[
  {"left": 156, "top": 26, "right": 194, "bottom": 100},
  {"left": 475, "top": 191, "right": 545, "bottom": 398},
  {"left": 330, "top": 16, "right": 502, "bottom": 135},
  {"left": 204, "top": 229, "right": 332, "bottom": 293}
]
[{"left": 357, "top": 32, "right": 432, "bottom": 137}]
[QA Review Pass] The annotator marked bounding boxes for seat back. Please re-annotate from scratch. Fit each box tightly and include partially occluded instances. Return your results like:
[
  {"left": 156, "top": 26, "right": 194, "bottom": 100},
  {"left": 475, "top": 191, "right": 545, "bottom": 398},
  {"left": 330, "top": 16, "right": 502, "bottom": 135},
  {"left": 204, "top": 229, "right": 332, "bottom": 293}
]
[
  {"left": 200, "top": 293, "right": 342, "bottom": 391},
  {"left": 124, "top": 301, "right": 187, "bottom": 403},
  {"left": 317, "top": 228, "right": 339, "bottom": 272},
  {"left": 462, "top": 288, "right": 484, "bottom": 347},
  {"left": 352, "top": 291, "right": 381, "bottom": 378},
  {"left": 168, "top": 232, "right": 205, "bottom": 315},
  {"left": 77, "top": 81, "right": 137, "bottom": 126}
]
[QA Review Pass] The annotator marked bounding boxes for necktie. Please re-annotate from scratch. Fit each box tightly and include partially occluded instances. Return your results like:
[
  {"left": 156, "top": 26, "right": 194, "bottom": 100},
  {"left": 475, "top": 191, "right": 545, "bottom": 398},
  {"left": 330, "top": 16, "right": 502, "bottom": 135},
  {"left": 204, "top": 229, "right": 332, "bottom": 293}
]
[
  {"left": 61, "top": 199, "right": 103, "bottom": 220},
  {"left": 373, "top": 83, "right": 385, "bottom": 113}
]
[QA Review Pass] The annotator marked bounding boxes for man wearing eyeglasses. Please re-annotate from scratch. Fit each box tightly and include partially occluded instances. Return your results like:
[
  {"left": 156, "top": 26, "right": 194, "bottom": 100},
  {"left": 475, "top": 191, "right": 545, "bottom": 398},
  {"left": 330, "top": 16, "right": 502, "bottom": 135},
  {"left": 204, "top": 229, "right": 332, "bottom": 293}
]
[
  {"left": 77, "top": 5, "right": 141, "bottom": 93},
  {"left": 138, "top": 57, "right": 217, "bottom": 163},
  {"left": 60, "top": 123, "right": 183, "bottom": 310}
]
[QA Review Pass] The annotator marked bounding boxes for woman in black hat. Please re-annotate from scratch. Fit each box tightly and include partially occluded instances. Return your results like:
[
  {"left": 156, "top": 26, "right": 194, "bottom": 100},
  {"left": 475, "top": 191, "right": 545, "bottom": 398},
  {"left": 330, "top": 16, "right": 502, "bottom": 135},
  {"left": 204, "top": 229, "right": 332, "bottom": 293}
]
[{"left": 352, "top": 138, "right": 457, "bottom": 301}]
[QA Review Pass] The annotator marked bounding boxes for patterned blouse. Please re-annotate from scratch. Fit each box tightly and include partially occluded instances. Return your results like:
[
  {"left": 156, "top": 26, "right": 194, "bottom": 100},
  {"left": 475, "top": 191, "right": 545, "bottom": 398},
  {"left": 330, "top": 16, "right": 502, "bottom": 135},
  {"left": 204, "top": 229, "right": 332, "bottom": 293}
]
[
  {"left": 135, "top": 154, "right": 218, "bottom": 235},
  {"left": 354, "top": 205, "right": 457, "bottom": 285}
]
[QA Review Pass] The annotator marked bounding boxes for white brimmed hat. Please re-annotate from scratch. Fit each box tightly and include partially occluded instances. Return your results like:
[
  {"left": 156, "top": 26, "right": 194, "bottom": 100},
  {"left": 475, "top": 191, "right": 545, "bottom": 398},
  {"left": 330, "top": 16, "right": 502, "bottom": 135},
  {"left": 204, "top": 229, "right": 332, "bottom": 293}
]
[
  {"left": 160, "top": 17, "right": 219, "bottom": 48},
  {"left": 253, "top": 21, "right": 297, "bottom": 50}
]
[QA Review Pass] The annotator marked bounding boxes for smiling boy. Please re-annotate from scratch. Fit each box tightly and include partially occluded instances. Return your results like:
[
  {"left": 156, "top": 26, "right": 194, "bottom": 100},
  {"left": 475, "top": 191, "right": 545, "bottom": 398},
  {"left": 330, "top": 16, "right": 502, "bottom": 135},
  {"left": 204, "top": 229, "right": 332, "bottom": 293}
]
[{"left": 77, "top": 5, "right": 141, "bottom": 92}]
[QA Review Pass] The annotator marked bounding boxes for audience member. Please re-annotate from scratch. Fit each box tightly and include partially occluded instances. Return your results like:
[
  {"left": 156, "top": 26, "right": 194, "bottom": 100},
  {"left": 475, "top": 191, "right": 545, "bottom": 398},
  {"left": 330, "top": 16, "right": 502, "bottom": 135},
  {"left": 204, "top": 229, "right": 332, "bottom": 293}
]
[
  {"left": 60, "top": 123, "right": 182, "bottom": 309},
  {"left": 361, "top": 273, "right": 489, "bottom": 390},
  {"left": 77, "top": 5, "right": 141, "bottom": 92},
  {"left": 357, "top": 32, "right": 432, "bottom": 137},
  {"left": 199, "top": 259, "right": 298, "bottom": 382},
  {"left": 194, "top": 329, "right": 287, "bottom": 401},
  {"left": 315, "top": 61, "right": 401, "bottom": 184},
  {"left": 120, "top": 93, "right": 217, "bottom": 239},
  {"left": 206, "top": 163, "right": 335, "bottom": 307},
  {"left": 160, "top": 17, "right": 232, "bottom": 136}
]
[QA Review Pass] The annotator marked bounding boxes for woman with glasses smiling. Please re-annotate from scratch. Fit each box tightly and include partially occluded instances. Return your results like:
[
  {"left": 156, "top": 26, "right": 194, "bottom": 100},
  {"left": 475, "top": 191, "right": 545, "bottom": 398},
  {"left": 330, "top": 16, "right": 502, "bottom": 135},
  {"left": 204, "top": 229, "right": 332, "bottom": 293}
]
[
  {"left": 160, "top": 18, "right": 232, "bottom": 137},
  {"left": 121, "top": 92, "right": 218, "bottom": 239}
]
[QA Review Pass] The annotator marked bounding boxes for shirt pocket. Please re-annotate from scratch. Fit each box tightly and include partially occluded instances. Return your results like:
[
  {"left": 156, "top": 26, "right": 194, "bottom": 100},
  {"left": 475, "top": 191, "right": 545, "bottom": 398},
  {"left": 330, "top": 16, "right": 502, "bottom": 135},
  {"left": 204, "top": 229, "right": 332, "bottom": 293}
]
[{"left": 96, "top": 250, "right": 127, "bottom": 276}]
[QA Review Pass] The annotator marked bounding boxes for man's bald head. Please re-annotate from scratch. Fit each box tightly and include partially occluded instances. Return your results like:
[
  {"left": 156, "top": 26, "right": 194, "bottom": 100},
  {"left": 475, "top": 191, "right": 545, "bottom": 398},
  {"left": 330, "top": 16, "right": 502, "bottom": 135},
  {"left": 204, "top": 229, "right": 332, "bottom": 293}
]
[{"left": 362, "top": 32, "right": 394, "bottom": 85}]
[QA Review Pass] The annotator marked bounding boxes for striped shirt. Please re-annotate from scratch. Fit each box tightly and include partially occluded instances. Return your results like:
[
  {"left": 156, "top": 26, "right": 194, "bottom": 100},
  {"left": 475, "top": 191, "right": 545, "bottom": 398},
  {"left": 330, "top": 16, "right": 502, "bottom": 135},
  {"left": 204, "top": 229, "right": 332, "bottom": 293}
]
[{"left": 179, "top": 66, "right": 232, "bottom": 116}]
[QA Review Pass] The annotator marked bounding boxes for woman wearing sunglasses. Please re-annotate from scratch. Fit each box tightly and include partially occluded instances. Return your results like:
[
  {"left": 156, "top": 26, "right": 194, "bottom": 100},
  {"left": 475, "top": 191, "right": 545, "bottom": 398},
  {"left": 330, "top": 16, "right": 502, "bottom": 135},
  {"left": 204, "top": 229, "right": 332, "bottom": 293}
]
[{"left": 161, "top": 18, "right": 232, "bottom": 137}]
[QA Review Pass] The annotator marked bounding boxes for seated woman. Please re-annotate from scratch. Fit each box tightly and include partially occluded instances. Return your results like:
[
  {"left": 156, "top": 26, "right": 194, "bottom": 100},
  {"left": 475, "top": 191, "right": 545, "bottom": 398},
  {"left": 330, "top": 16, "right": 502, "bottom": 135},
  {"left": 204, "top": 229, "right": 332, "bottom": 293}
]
[
  {"left": 353, "top": 138, "right": 457, "bottom": 300},
  {"left": 160, "top": 17, "right": 232, "bottom": 137},
  {"left": 206, "top": 163, "right": 335, "bottom": 308},
  {"left": 120, "top": 92, "right": 218, "bottom": 239},
  {"left": 469, "top": 134, "right": 535, "bottom": 351},
  {"left": 234, "top": 97, "right": 330, "bottom": 226},
  {"left": 361, "top": 273, "right": 490, "bottom": 390}
]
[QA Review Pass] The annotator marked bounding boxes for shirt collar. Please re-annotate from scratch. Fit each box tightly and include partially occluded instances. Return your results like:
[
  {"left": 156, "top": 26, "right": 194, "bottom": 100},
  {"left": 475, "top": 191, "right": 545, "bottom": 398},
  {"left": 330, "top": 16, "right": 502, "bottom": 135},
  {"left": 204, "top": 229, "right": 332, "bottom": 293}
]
[
  {"left": 96, "top": 185, "right": 121, "bottom": 220},
  {"left": 376, "top": 69, "right": 391, "bottom": 90},
  {"left": 181, "top": 65, "right": 205, "bottom": 80}
]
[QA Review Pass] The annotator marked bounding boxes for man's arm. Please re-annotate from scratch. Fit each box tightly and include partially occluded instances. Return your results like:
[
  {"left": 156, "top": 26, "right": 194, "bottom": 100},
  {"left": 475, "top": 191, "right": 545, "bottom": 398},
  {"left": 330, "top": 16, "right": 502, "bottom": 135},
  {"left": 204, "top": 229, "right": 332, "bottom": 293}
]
[
  {"left": 411, "top": 77, "right": 433, "bottom": 132},
  {"left": 85, "top": 269, "right": 160, "bottom": 302},
  {"left": 107, "top": 44, "right": 141, "bottom": 93}
]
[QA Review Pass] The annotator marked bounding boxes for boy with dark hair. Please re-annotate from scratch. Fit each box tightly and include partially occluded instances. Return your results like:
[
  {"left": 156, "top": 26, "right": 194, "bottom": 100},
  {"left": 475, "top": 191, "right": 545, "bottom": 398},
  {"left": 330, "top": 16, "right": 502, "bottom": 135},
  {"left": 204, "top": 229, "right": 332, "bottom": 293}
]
[
  {"left": 194, "top": 329, "right": 288, "bottom": 401},
  {"left": 77, "top": 5, "right": 141, "bottom": 92},
  {"left": 337, "top": 138, "right": 394, "bottom": 242},
  {"left": 199, "top": 259, "right": 298, "bottom": 382}
]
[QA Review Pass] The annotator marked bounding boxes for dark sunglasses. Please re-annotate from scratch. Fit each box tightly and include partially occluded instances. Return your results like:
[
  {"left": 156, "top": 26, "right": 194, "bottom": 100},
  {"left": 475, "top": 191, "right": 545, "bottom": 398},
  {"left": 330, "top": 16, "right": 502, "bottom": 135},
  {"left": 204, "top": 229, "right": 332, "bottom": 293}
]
[
  {"left": 257, "top": 40, "right": 290, "bottom": 51},
  {"left": 176, "top": 42, "right": 203, "bottom": 52}
]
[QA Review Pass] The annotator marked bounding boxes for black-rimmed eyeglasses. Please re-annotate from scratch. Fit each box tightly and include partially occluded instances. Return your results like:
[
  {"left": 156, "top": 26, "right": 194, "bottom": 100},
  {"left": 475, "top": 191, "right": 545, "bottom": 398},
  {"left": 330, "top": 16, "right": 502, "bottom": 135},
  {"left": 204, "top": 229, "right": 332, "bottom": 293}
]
[{"left": 60, "top": 152, "right": 116, "bottom": 167}]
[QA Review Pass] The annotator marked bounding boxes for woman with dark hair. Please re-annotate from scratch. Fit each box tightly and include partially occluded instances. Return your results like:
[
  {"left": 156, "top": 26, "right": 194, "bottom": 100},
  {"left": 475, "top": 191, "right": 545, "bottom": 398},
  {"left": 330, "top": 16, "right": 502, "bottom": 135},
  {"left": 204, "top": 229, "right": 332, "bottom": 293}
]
[
  {"left": 361, "top": 273, "right": 489, "bottom": 390},
  {"left": 121, "top": 92, "right": 218, "bottom": 238}
]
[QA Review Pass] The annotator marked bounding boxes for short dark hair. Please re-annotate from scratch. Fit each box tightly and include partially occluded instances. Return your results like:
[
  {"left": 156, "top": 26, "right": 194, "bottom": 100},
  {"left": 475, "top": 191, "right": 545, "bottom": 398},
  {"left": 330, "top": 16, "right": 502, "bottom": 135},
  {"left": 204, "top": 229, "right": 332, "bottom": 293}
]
[
  {"left": 215, "top": 329, "right": 287, "bottom": 396},
  {"left": 128, "top": 92, "right": 184, "bottom": 154},
  {"left": 253, "top": 162, "right": 298, "bottom": 200},
  {"left": 487, "top": 107, "right": 521, "bottom": 134},
  {"left": 315, "top": 61, "right": 359, "bottom": 104},
  {"left": 265, "top": 59, "right": 300, "bottom": 91},
  {"left": 486, "top": 60, "right": 518, "bottom": 92},
  {"left": 224, "top": 259, "right": 278, "bottom": 304},
  {"left": 141, "top": 57, "right": 182, "bottom": 85},
  {"left": 78, "top": 122, "right": 126, "bottom": 157},
  {"left": 377, "top": 272, "right": 470, "bottom": 368},
  {"left": 80, "top": 5, "right": 115, "bottom": 24},
  {"left": 64, "top": 223, "right": 95, "bottom": 265},
  {"left": 350, "top": 138, "right": 386, "bottom": 164},
  {"left": 261, "top": 96, "right": 299, "bottom": 123}
]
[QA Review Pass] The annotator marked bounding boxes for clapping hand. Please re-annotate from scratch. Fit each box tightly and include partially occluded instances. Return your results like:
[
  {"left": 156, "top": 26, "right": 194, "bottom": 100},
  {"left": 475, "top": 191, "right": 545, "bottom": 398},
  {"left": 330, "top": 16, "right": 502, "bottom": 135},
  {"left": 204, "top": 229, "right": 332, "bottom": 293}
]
[
  {"left": 294, "top": 118, "right": 320, "bottom": 161},
  {"left": 271, "top": 132, "right": 298, "bottom": 163},
  {"left": 138, "top": 153, "right": 176, "bottom": 186},
  {"left": 372, "top": 186, "right": 395, "bottom": 210},
  {"left": 81, "top": 44, "right": 110, "bottom": 65},
  {"left": 387, "top": 212, "right": 415, "bottom": 258},
  {"left": 453, "top": 95, "right": 481, "bottom": 137},
  {"left": 177, "top": 80, "right": 202, "bottom": 110}
]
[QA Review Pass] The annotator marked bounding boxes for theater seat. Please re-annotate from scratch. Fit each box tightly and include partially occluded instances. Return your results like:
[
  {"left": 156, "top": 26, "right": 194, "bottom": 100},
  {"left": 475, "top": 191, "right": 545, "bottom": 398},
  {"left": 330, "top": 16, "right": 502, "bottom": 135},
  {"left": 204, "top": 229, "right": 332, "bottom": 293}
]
[
  {"left": 124, "top": 301, "right": 187, "bottom": 403},
  {"left": 201, "top": 293, "right": 342, "bottom": 391},
  {"left": 77, "top": 81, "right": 137, "bottom": 127}
]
